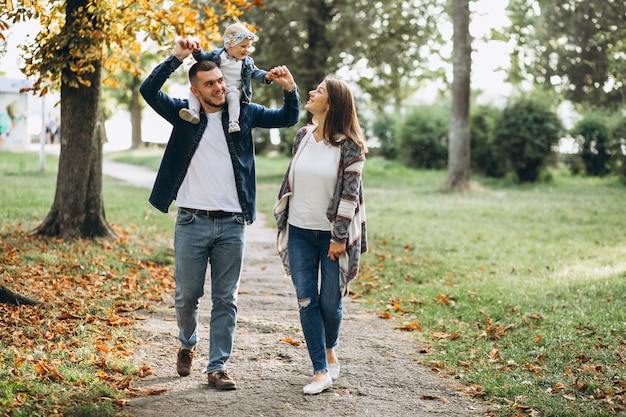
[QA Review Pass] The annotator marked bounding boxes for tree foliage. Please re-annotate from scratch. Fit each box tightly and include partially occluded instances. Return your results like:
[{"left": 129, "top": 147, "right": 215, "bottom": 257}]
[
  {"left": 0, "top": 0, "right": 258, "bottom": 239},
  {"left": 504, "top": 0, "right": 626, "bottom": 108},
  {"left": 1, "top": 0, "right": 257, "bottom": 94},
  {"left": 243, "top": 0, "right": 444, "bottom": 114}
]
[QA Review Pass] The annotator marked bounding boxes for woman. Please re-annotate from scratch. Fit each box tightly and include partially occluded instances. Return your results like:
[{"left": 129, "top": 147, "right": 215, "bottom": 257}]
[{"left": 274, "top": 77, "right": 368, "bottom": 394}]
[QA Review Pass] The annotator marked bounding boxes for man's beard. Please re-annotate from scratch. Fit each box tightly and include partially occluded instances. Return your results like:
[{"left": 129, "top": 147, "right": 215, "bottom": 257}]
[{"left": 200, "top": 94, "right": 225, "bottom": 109}]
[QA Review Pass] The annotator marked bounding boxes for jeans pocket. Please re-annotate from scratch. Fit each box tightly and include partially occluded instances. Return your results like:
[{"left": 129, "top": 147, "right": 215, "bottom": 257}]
[
  {"left": 234, "top": 213, "right": 246, "bottom": 225},
  {"left": 176, "top": 209, "right": 195, "bottom": 225}
]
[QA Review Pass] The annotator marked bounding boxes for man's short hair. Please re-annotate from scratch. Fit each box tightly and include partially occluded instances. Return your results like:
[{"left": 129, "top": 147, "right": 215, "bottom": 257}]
[{"left": 189, "top": 60, "right": 219, "bottom": 85}]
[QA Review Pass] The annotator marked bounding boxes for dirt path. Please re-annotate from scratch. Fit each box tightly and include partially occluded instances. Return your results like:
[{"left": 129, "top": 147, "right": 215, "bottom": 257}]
[{"left": 124, "top": 210, "right": 489, "bottom": 417}]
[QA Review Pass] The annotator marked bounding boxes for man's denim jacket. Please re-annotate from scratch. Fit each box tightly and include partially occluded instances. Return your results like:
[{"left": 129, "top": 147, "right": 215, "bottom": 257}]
[
  {"left": 192, "top": 47, "right": 270, "bottom": 103},
  {"left": 140, "top": 54, "right": 300, "bottom": 224}
]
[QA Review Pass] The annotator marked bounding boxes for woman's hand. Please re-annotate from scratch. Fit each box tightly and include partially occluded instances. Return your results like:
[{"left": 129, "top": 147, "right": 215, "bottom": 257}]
[{"left": 328, "top": 241, "right": 346, "bottom": 261}]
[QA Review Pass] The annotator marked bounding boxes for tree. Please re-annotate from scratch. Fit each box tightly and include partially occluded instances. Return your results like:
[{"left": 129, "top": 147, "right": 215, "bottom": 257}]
[
  {"left": 505, "top": 0, "right": 626, "bottom": 108},
  {"left": 445, "top": 0, "right": 471, "bottom": 192},
  {"left": 103, "top": 53, "right": 159, "bottom": 149},
  {"left": 0, "top": 0, "right": 255, "bottom": 239},
  {"left": 244, "top": 0, "right": 444, "bottom": 115}
]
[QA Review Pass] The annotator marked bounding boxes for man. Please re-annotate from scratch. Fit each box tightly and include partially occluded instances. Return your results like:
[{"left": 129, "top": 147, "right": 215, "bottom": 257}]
[{"left": 140, "top": 38, "right": 300, "bottom": 390}]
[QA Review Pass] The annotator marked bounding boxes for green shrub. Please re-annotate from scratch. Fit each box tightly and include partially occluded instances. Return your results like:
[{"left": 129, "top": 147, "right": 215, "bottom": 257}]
[
  {"left": 613, "top": 116, "right": 626, "bottom": 183},
  {"left": 470, "top": 104, "right": 505, "bottom": 177},
  {"left": 571, "top": 111, "right": 613, "bottom": 176},
  {"left": 396, "top": 104, "right": 449, "bottom": 169},
  {"left": 493, "top": 95, "right": 562, "bottom": 182},
  {"left": 372, "top": 112, "right": 396, "bottom": 159}
]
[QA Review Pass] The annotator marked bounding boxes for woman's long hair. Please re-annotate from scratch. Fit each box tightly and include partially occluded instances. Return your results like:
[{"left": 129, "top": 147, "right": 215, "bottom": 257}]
[{"left": 321, "top": 77, "right": 368, "bottom": 153}]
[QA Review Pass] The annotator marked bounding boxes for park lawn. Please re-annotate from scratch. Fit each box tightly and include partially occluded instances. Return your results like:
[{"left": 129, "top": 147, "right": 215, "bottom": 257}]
[
  {"left": 0, "top": 152, "right": 175, "bottom": 417},
  {"left": 2, "top": 150, "right": 625, "bottom": 416}
]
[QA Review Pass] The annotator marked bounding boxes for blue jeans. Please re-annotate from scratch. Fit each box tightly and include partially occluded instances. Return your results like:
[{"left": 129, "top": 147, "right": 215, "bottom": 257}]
[
  {"left": 173, "top": 209, "right": 246, "bottom": 374},
  {"left": 288, "top": 224, "right": 342, "bottom": 374}
]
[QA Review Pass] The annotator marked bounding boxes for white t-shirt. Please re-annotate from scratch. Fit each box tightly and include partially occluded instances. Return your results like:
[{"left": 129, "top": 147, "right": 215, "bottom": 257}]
[
  {"left": 220, "top": 50, "right": 243, "bottom": 97},
  {"left": 288, "top": 130, "right": 341, "bottom": 231},
  {"left": 175, "top": 111, "right": 242, "bottom": 212}
]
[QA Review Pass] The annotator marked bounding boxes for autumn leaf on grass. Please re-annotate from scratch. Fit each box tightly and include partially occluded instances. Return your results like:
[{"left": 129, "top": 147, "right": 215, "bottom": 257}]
[
  {"left": 377, "top": 312, "right": 392, "bottom": 319},
  {"left": 278, "top": 337, "right": 301, "bottom": 346},
  {"left": 525, "top": 363, "right": 543, "bottom": 376},
  {"left": 34, "top": 360, "right": 65, "bottom": 382},
  {"left": 513, "top": 404, "right": 539, "bottom": 415},
  {"left": 436, "top": 294, "right": 456, "bottom": 306},
  {"left": 395, "top": 320, "right": 422, "bottom": 331},
  {"left": 389, "top": 296, "right": 405, "bottom": 313},
  {"left": 465, "top": 384, "right": 486, "bottom": 397},
  {"left": 550, "top": 382, "right": 566, "bottom": 394},
  {"left": 105, "top": 314, "right": 133, "bottom": 326},
  {"left": 482, "top": 323, "right": 515, "bottom": 340},
  {"left": 95, "top": 340, "right": 111, "bottom": 353},
  {"left": 431, "top": 331, "right": 461, "bottom": 340},
  {"left": 488, "top": 346, "right": 500, "bottom": 363}
]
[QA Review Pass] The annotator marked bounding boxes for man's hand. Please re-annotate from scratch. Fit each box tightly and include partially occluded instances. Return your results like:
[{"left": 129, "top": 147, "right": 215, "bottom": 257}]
[
  {"left": 173, "top": 38, "right": 200, "bottom": 61},
  {"left": 268, "top": 65, "right": 296, "bottom": 91}
]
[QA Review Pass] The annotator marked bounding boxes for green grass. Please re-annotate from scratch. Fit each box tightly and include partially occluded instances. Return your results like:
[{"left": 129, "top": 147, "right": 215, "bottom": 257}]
[
  {"left": 357, "top": 160, "right": 626, "bottom": 417},
  {"left": 0, "top": 151, "right": 176, "bottom": 417},
  {"left": 2, "top": 150, "right": 625, "bottom": 416}
]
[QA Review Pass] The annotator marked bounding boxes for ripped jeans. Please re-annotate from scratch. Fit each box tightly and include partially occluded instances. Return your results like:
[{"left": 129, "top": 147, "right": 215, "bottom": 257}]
[{"left": 288, "top": 224, "right": 342, "bottom": 374}]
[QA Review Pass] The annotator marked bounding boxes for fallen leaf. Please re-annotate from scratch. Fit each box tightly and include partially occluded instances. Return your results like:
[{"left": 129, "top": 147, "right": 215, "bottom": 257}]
[
  {"left": 395, "top": 320, "right": 422, "bottom": 331},
  {"left": 278, "top": 337, "right": 301, "bottom": 346},
  {"left": 420, "top": 394, "right": 450, "bottom": 403}
]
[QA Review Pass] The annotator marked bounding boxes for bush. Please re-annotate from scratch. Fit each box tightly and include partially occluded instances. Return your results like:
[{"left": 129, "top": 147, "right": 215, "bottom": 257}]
[
  {"left": 612, "top": 116, "right": 626, "bottom": 183},
  {"left": 492, "top": 95, "right": 562, "bottom": 182},
  {"left": 396, "top": 105, "right": 449, "bottom": 169},
  {"left": 571, "top": 111, "right": 613, "bottom": 176},
  {"left": 372, "top": 112, "right": 396, "bottom": 159},
  {"left": 470, "top": 104, "right": 505, "bottom": 177}
]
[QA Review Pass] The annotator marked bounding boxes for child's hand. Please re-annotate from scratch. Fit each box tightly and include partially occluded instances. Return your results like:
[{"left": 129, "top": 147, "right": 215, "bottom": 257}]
[
  {"left": 187, "top": 38, "right": 201, "bottom": 53},
  {"left": 269, "top": 65, "right": 296, "bottom": 91}
]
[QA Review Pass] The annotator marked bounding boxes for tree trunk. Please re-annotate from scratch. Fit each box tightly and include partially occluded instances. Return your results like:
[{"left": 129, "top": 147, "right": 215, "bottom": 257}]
[
  {"left": 446, "top": 0, "right": 471, "bottom": 192},
  {"left": 301, "top": 0, "right": 333, "bottom": 122},
  {"left": 0, "top": 284, "right": 42, "bottom": 305},
  {"left": 130, "top": 75, "right": 143, "bottom": 149},
  {"left": 30, "top": 0, "right": 116, "bottom": 239}
]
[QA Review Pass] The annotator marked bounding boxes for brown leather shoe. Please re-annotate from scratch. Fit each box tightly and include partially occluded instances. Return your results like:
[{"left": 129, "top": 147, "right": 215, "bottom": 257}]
[
  {"left": 176, "top": 348, "right": 195, "bottom": 377},
  {"left": 207, "top": 370, "right": 237, "bottom": 390}
]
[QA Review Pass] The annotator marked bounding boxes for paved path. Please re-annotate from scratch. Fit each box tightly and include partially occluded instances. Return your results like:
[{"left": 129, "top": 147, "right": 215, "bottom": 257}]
[
  {"left": 103, "top": 159, "right": 489, "bottom": 417},
  {"left": 103, "top": 159, "right": 157, "bottom": 189}
]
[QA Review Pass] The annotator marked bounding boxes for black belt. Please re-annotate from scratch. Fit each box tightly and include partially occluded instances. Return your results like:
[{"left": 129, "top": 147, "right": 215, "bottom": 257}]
[{"left": 180, "top": 208, "right": 240, "bottom": 218}]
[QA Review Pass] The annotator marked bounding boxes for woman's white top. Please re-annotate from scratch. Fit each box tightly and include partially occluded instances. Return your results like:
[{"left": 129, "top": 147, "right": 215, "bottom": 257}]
[{"left": 288, "top": 128, "right": 341, "bottom": 231}]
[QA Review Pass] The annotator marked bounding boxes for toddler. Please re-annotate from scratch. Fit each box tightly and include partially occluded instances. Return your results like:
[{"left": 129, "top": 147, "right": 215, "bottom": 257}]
[{"left": 180, "top": 23, "right": 272, "bottom": 133}]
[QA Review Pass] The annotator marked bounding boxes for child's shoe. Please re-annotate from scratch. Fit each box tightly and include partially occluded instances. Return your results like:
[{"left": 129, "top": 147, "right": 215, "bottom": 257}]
[
  {"left": 228, "top": 121, "right": 241, "bottom": 133},
  {"left": 179, "top": 108, "right": 200, "bottom": 124}
]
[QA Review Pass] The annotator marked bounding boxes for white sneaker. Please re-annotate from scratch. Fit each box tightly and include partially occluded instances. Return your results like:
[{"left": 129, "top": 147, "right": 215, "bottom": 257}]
[
  {"left": 302, "top": 371, "right": 332, "bottom": 395},
  {"left": 228, "top": 121, "right": 240, "bottom": 133},
  {"left": 179, "top": 108, "right": 200, "bottom": 124},
  {"left": 328, "top": 363, "right": 340, "bottom": 379}
]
